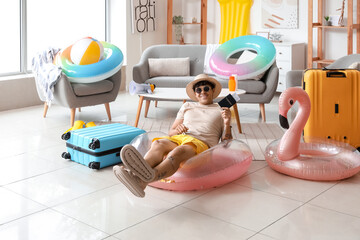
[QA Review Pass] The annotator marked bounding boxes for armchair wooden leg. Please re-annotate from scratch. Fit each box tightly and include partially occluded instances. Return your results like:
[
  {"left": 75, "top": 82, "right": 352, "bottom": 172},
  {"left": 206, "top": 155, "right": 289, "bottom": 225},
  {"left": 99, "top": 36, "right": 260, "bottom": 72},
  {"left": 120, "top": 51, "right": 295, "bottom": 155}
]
[
  {"left": 43, "top": 102, "right": 48, "bottom": 118},
  {"left": 155, "top": 101, "right": 158, "bottom": 107},
  {"left": 70, "top": 108, "right": 76, "bottom": 126},
  {"left": 78, "top": 108, "right": 81, "bottom": 112},
  {"left": 104, "top": 103, "right": 111, "bottom": 121},
  {"left": 259, "top": 103, "right": 266, "bottom": 122}
]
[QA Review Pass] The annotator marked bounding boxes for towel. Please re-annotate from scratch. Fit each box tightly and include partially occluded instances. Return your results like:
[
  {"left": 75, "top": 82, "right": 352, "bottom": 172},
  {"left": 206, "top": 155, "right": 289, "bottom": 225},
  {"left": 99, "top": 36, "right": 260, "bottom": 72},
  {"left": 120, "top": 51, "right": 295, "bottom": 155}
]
[
  {"left": 31, "top": 47, "right": 62, "bottom": 106},
  {"left": 203, "top": 44, "right": 220, "bottom": 75}
]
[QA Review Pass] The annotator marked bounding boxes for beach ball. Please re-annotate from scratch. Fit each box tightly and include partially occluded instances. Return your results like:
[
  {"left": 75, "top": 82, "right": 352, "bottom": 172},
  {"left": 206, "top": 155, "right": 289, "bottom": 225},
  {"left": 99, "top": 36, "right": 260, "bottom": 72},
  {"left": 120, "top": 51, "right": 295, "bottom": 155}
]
[{"left": 70, "top": 37, "right": 104, "bottom": 65}]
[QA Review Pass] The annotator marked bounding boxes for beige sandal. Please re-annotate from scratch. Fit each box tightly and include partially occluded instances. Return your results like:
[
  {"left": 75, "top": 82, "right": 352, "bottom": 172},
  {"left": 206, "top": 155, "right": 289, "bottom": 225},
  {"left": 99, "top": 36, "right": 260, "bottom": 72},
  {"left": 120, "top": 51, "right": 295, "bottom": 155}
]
[
  {"left": 120, "top": 145, "right": 156, "bottom": 182},
  {"left": 113, "top": 165, "right": 145, "bottom": 198}
]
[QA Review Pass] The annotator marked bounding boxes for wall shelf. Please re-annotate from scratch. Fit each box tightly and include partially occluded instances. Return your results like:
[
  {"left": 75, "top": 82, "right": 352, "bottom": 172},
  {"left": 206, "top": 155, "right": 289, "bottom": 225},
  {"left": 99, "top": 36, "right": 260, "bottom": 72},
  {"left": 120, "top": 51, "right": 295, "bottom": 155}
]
[
  {"left": 308, "top": 0, "right": 360, "bottom": 68},
  {"left": 167, "top": 0, "right": 207, "bottom": 45}
]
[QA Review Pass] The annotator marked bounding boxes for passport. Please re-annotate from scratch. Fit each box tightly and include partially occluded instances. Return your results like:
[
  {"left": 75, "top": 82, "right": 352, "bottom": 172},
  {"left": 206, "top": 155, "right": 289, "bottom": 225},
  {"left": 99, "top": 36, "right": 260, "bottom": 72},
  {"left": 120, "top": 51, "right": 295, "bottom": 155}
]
[{"left": 218, "top": 93, "right": 240, "bottom": 108}]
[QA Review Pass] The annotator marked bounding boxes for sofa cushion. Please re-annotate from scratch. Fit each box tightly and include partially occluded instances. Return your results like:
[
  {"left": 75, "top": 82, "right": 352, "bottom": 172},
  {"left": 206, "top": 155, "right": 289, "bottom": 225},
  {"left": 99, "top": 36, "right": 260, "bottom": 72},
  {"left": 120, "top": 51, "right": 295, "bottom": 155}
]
[
  {"left": 148, "top": 58, "right": 190, "bottom": 77},
  {"left": 145, "top": 76, "right": 194, "bottom": 88},
  {"left": 145, "top": 76, "right": 266, "bottom": 94},
  {"left": 72, "top": 80, "right": 114, "bottom": 97},
  {"left": 236, "top": 80, "right": 266, "bottom": 94}
]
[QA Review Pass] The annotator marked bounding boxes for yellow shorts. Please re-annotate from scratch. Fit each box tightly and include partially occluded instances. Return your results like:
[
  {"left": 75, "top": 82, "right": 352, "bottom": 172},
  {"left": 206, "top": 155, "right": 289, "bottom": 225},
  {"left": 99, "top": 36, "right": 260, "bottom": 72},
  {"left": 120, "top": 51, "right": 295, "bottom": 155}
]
[{"left": 153, "top": 134, "right": 209, "bottom": 154}]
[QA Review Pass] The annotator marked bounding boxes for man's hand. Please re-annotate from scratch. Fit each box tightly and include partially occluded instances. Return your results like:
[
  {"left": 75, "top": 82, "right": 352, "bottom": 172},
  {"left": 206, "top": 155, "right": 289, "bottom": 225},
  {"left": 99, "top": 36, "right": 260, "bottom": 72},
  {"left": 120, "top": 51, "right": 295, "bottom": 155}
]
[
  {"left": 221, "top": 107, "right": 231, "bottom": 126},
  {"left": 221, "top": 107, "right": 233, "bottom": 141},
  {"left": 169, "top": 119, "right": 187, "bottom": 136},
  {"left": 175, "top": 124, "right": 188, "bottom": 135}
]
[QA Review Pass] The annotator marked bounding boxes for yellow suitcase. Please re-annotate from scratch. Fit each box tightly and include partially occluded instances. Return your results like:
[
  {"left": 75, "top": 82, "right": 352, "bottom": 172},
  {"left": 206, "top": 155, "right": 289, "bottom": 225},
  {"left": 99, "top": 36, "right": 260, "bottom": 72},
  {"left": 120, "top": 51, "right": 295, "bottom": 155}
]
[{"left": 303, "top": 69, "right": 360, "bottom": 151}]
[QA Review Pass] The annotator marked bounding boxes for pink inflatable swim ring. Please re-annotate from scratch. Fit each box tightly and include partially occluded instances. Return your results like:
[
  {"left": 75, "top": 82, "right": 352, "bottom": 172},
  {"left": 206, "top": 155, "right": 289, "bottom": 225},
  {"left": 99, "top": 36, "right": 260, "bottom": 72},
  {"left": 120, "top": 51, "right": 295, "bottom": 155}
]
[
  {"left": 265, "top": 87, "right": 360, "bottom": 181},
  {"left": 209, "top": 35, "right": 276, "bottom": 80},
  {"left": 129, "top": 132, "right": 253, "bottom": 191}
]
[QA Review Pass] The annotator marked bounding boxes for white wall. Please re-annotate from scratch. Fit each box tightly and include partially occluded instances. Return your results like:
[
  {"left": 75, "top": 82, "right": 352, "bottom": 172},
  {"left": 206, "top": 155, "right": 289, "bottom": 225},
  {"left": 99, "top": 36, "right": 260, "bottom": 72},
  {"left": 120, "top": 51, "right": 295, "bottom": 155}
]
[
  {"left": 0, "top": 75, "right": 41, "bottom": 111},
  {"left": 124, "top": 0, "right": 167, "bottom": 90}
]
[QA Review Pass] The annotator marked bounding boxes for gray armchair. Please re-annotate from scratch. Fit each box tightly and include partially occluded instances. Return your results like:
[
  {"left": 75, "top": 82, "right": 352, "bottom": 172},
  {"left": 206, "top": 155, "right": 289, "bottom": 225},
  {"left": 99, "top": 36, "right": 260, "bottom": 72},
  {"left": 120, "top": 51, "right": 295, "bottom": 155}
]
[
  {"left": 133, "top": 44, "right": 279, "bottom": 122},
  {"left": 36, "top": 70, "right": 121, "bottom": 126},
  {"left": 286, "top": 54, "right": 360, "bottom": 88}
]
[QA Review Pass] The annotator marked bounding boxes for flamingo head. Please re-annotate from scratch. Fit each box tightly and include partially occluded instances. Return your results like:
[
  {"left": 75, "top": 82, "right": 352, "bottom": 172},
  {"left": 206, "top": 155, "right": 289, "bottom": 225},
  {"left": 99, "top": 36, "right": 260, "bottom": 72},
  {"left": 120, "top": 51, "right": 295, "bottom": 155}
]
[{"left": 278, "top": 87, "right": 311, "bottom": 129}]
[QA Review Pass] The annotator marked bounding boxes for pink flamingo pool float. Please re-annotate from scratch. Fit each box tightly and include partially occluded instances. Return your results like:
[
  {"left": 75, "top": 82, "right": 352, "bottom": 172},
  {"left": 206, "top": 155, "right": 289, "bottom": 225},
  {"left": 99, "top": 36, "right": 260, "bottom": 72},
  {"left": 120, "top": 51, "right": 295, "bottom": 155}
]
[{"left": 265, "top": 87, "right": 360, "bottom": 181}]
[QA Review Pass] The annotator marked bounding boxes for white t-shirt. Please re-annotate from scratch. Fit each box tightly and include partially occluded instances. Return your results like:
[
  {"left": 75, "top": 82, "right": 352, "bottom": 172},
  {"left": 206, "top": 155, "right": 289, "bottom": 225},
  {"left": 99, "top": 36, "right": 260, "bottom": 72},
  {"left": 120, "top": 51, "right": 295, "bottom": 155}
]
[{"left": 176, "top": 102, "right": 224, "bottom": 147}]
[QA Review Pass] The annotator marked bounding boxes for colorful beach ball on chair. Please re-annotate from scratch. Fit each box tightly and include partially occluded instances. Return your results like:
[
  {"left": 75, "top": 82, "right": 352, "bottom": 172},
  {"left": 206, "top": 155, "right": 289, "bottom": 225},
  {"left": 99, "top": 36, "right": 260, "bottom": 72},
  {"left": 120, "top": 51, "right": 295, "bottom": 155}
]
[{"left": 70, "top": 37, "right": 104, "bottom": 65}]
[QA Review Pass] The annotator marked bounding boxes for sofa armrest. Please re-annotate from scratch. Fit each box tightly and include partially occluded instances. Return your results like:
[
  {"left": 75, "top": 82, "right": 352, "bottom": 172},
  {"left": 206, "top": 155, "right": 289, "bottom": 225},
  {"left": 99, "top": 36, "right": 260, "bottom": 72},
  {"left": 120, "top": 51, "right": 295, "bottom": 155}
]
[
  {"left": 133, "top": 46, "right": 156, "bottom": 84},
  {"left": 53, "top": 74, "right": 78, "bottom": 108},
  {"left": 133, "top": 61, "right": 150, "bottom": 84},
  {"left": 286, "top": 70, "right": 303, "bottom": 88},
  {"left": 106, "top": 68, "right": 122, "bottom": 96},
  {"left": 261, "top": 62, "right": 279, "bottom": 103}
]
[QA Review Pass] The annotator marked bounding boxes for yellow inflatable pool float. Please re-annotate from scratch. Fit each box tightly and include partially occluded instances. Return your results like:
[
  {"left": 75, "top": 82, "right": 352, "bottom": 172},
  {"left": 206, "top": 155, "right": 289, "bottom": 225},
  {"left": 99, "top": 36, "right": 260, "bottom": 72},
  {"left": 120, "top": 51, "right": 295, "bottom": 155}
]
[{"left": 217, "top": 0, "right": 253, "bottom": 44}]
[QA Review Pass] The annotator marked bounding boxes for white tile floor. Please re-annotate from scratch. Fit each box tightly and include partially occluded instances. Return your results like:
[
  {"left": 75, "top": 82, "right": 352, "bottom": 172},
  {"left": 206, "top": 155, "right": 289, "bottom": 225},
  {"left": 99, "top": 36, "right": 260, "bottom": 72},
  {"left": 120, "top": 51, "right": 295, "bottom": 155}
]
[{"left": 0, "top": 91, "right": 359, "bottom": 240}]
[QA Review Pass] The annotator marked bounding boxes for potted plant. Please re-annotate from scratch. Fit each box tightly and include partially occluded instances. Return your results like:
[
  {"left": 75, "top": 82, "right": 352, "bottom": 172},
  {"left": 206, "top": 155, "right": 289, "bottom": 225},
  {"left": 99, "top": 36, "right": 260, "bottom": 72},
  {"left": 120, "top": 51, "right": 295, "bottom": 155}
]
[
  {"left": 324, "top": 16, "right": 331, "bottom": 26},
  {"left": 172, "top": 16, "right": 184, "bottom": 25},
  {"left": 172, "top": 16, "right": 184, "bottom": 43}
]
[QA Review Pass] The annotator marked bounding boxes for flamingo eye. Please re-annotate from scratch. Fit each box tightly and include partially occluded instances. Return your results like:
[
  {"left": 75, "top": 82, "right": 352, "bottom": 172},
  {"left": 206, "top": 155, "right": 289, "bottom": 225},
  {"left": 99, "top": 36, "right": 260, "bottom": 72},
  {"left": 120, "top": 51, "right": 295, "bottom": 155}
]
[{"left": 289, "top": 99, "right": 294, "bottom": 105}]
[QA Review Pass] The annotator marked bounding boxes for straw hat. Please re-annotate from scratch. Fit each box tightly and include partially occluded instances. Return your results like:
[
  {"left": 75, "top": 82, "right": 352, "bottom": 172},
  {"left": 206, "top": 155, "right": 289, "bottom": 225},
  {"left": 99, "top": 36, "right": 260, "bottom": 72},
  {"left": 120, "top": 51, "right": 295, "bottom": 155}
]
[{"left": 186, "top": 74, "right": 222, "bottom": 101}]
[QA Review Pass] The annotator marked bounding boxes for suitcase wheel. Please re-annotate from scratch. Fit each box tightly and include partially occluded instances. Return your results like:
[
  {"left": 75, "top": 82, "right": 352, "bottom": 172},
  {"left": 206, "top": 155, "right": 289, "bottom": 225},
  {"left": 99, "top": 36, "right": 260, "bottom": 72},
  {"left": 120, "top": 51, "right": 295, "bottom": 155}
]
[
  {"left": 61, "top": 132, "right": 71, "bottom": 140},
  {"left": 89, "top": 138, "right": 100, "bottom": 150},
  {"left": 61, "top": 152, "right": 71, "bottom": 160},
  {"left": 88, "top": 162, "right": 100, "bottom": 169}
]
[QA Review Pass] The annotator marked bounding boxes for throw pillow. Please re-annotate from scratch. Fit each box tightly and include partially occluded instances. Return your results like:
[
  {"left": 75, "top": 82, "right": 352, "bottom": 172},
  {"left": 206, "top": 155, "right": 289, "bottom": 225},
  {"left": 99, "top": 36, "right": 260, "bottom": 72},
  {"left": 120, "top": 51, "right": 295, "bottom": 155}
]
[{"left": 148, "top": 58, "right": 190, "bottom": 77}]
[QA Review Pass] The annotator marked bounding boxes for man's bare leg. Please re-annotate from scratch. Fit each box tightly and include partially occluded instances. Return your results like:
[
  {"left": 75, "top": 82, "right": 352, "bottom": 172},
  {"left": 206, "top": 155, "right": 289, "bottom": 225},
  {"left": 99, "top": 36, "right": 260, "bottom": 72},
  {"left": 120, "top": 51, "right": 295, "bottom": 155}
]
[
  {"left": 144, "top": 139, "right": 178, "bottom": 168},
  {"left": 116, "top": 143, "right": 196, "bottom": 196},
  {"left": 152, "top": 144, "right": 197, "bottom": 181},
  {"left": 122, "top": 138, "right": 178, "bottom": 191},
  {"left": 119, "top": 139, "right": 177, "bottom": 186}
]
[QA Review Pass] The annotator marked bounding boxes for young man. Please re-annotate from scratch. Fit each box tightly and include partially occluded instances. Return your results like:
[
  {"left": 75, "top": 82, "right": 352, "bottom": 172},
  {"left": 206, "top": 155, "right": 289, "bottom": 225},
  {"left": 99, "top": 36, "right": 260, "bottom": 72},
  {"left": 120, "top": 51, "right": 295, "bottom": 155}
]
[{"left": 113, "top": 74, "right": 233, "bottom": 197}]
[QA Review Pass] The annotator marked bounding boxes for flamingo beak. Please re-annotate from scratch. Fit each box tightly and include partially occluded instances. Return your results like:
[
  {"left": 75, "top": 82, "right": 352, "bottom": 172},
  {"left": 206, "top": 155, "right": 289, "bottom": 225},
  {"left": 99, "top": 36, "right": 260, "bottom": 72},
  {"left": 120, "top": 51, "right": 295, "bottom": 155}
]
[{"left": 279, "top": 114, "right": 289, "bottom": 129}]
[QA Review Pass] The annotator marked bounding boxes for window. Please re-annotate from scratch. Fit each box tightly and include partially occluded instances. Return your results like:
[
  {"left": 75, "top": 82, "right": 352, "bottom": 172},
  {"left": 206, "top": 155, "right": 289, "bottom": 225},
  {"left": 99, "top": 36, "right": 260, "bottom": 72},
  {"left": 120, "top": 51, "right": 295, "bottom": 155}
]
[
  {"left": 0, "top": 1, "right": 20, "bottom": 75},
  {"left": 27, "top": 0, "right": 105, "bottom": 71},
  {"left": 0, "top": 0, "right": 110, "bottom": 77}
]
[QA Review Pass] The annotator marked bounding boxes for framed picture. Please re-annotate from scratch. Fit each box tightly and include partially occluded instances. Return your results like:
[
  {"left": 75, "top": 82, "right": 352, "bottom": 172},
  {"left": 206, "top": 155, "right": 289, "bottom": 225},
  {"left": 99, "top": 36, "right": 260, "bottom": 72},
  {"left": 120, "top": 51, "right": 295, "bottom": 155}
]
[
  {"left": 261, "top": 0, "right": 299, "bottom": 29},
  {"left": 131, "top": 0, "right": 156, "bottom": 33},
  {"left": 256, "top": 32, "right": 270, "bottom": 39}
]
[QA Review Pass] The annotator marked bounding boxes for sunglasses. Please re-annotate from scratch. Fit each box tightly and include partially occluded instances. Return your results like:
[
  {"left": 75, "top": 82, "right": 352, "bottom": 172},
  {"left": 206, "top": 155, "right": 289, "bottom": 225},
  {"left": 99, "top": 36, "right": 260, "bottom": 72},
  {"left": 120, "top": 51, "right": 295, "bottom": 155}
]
[{"left": 195, "top": 86, "right": 210, "bottom": 94}]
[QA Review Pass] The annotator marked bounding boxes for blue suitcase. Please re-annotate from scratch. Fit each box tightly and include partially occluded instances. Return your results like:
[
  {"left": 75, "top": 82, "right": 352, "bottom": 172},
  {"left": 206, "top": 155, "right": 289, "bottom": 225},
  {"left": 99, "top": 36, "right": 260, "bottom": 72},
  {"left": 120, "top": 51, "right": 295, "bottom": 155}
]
[{"left": 61, "top": 123, "right": 145, "bottom": 169}]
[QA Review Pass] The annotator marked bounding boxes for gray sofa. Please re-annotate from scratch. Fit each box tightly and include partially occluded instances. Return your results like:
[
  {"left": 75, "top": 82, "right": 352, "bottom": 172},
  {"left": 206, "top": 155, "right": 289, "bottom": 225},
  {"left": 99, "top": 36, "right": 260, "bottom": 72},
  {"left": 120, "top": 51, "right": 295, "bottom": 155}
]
[
  {"left": 286, "top": 54, "right": 360, "bottom": 88},
  {"left": 133, "top": 44, "right": 279, "bottom": 122}
]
